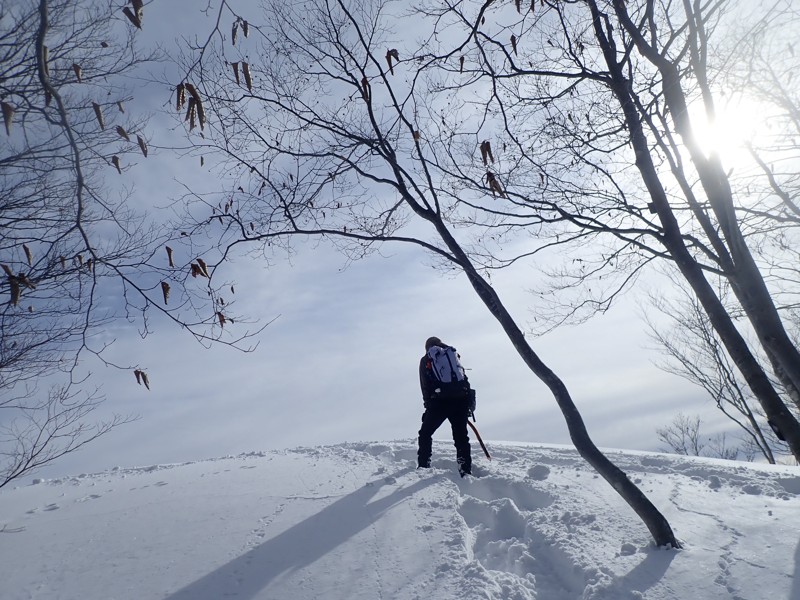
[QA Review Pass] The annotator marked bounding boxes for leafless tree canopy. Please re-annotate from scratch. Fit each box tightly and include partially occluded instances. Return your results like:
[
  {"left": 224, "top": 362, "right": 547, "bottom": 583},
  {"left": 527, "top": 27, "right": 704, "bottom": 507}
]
[
  {"left": 0, "top": 0, "right": 263, "bottom": 484},
  {"left": 170, "top": 0, "right": 701, "bottom": 547},
  {"left": 171, "top": 0, "right": 800, "bottom": 460},
  {"left": 647, "top": 278, "right": 793, "bottom": 464},
  {"left": 657, "top": 413, "right": 749, "bottom": 462}
]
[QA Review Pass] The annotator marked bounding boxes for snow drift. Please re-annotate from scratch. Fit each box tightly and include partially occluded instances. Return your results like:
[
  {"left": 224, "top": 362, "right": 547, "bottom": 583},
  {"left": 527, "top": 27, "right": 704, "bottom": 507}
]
[{"left": 1, "top": 440, "right": 799, "bottom": 599}]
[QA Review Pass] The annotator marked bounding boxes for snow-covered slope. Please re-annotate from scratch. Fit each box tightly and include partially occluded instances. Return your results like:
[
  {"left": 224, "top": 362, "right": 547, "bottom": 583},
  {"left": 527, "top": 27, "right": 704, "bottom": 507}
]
[{"left": 1, "top": 441, "right": 799, "bottom": 600}]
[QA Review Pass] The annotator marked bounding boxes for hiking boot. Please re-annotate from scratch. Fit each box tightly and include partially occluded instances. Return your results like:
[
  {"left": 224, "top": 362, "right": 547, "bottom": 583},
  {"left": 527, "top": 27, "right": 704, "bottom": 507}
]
[
  {"left": 417, "top": 460, "right": 431, "bottom": 469},
  {"left": 458, "top": 461, "right": 471, "bottom": 477}
]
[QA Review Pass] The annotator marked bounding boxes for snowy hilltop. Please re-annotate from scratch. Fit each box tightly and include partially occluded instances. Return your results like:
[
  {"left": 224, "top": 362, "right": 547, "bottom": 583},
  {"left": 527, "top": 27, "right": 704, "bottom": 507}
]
[{"left": 1, "top": 440, "right": 799, "bottom": 599}]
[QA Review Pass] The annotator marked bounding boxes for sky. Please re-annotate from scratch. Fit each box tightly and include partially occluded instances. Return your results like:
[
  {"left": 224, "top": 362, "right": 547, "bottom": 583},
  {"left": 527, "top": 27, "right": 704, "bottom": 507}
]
[
  {"left": 2, "top": 440, "right": 799, "bottom": 599},
  {"left": 11, "top": 0, "right": 757, "bottom": 482},
  {"left": 39, "top": 230, "right": 715, "bottom": 479}
]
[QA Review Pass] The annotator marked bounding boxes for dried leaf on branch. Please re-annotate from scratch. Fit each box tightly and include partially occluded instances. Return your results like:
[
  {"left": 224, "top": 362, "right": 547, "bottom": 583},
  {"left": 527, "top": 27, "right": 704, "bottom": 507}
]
[
  {"left": 160, "top": 281, "right": 170, "bottom": 305},
  {"left": 116, "top": 125, "right": 130, "bottom": 142},
  {"left": 165, "top": 246, "right": 174, "bottom": 267},
  {"left": 133, "top": 369, "right": 150, "bottom": 390},
  {"left": 385, "top": 48, "right": 399, "bottom": 75},
  {"left": 6, "top": 270, "right": 35, "bottom": 305},
  {"left": 360, "top": 76, "right": 370, "bottom": 102},
  {"left": 511, "top": 34, "right": 518, "bottom": 55},
  {"left": 185, "top": 97, "right": 197, "bottom": 130},
  {"left": 196, "top": 258, "right": 210, "bottom": 277},
  {"left": 111, "top": 155, "right": 121, "bottom": 174},
  {"left": 22, "top": 244, "right": 32, "bottom": 266},
  {"left": 190, "top": 262, "right": 208, "bottom": 278},
  {"left": 72, "top": 63, "right": 82, "bottom": 82},
  {"left": 459, "top": 56, "right": 464, "bottom": 73},
  {"left": 485, "top": 171, "right": 506, "bottom": 198},
  {"left": 92, "top": 102, "right": 105, "bottom": 129},
  {"left": 2, "top": 102, "right": 14, "bottom": 135},
  {"left": 137, "top": 134, "right": 148, "bottom": 157},
  {"left": 216, "top": 312, "right": 226, "bottom": 327},
  {"left": 480, "top": 140, "right": 494, "bottom": 165},
  {"left": 125, "top": 1, "right": 143, "bottom": 29},
  {"left": 117, "top": 101, "right": 125, "bottom": 113},
  {"left": 196, "top": 101, "right": 206, "bottom": 130},
  {"left": 242, "top": 63, "right": 252, "bottom": 91},
  {"left": 176, "top": 83, "right": 186, "bottom": 111},
  {"left": 231, "top": 62, "right": 240, "bottom": 85},
  {"left": 232, "top": 21, "right": 239, "bottom": 45},
  {"left": 183, "top": 84, "right": 206, "bottom": 129},
  {"left": 122, "top": 6, "right": 142, "bottom": 29},
  {"left": 8, "top": 276, "right": 20, "bottom": 306}
]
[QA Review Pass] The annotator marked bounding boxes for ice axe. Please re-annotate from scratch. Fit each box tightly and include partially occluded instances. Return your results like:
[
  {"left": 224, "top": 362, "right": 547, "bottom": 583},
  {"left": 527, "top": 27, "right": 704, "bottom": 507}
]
[{"left": 467, "top": 420, "right": 491, "bottom": 460}]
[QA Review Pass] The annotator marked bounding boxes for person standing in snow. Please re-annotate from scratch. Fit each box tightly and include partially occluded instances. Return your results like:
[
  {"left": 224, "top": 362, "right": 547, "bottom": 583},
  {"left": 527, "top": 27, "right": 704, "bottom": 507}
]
[{"left": 417, "top": 336, "right": 473, "bottom": 476}]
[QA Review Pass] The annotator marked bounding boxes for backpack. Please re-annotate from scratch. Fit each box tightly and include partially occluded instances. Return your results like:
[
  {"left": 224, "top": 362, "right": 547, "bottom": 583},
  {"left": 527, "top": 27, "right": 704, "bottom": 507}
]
[{"left": 427, "top": 345, "right": 471, "bottom": 401}]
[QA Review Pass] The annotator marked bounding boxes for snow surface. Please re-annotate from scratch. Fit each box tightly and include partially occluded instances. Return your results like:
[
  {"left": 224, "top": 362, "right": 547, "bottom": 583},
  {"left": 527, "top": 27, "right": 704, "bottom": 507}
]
[{"left": 1, "top": 440, "right": 799, "bottom": 600}]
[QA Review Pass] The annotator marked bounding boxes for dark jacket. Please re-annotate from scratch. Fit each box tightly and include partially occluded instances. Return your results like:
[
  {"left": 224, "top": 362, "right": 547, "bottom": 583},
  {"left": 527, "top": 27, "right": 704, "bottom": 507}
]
[{"left": 419, "top": 353, "right": 437, "bottom": 404}]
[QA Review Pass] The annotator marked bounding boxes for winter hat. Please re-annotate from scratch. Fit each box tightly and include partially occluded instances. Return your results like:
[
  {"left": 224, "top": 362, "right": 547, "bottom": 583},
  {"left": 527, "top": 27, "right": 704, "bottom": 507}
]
[{"left": 425, "top": 336, "right": 443, "bottom": 351}]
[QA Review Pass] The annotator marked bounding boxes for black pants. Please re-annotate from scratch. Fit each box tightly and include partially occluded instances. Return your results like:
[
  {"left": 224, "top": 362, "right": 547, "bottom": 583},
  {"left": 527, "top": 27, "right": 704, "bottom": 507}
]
[{"left": 417, "top": 399, "right": 471, "bottom": 469}]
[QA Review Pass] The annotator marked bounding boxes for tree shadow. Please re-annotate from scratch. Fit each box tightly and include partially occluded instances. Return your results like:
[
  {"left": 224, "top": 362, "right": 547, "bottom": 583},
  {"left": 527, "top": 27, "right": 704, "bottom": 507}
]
[
  {"left": 164, "top": 466, "right": 426, "bottom": 600},
  {"left": 593, "top": 546, "right": 678, "bottom": 598}
]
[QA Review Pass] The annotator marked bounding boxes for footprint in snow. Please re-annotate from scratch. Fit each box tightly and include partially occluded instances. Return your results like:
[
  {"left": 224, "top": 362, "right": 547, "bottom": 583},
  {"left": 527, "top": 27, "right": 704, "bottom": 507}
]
[
  {"left": 27, "top": 503, "right": 61, "bottom": 513},
  {"left": 76, "top": 494, "right": 103, "bottom": 503}
]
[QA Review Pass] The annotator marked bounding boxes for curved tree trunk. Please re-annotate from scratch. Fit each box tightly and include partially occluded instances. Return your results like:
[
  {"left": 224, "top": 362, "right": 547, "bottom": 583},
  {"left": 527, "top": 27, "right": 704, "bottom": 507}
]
[{"left": 431, "top": 218, "right": 682, "bottom": 549}]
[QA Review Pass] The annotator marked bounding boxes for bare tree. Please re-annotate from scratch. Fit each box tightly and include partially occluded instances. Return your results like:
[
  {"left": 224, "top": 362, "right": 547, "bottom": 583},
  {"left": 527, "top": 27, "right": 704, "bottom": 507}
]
[
  {"left": 656, "top": 413, "right": 704, "bottom": 457},
  {"left": 647, "top": 278, "right": 791, "bottom": 464},
  {"left": 172, "top": 0, "right": 681, "bottom": 547},
  {"left": 0, "top": 0, "right": 260, "bottom": 484},
  {"left": 0, "top": 385, "right": 135, "bottom": 488},
  {"left": 657, "top": 413, "right": 752, "bottom": 462},
  {"left": 401, "top": 0, "right": 800, "bottom": 458}
]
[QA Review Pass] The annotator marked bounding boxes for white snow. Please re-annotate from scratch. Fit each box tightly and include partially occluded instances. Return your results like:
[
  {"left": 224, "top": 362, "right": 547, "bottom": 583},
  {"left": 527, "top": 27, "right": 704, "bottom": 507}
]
[{"left": 1, "top": 440, "right": 798, "bottom": 599}]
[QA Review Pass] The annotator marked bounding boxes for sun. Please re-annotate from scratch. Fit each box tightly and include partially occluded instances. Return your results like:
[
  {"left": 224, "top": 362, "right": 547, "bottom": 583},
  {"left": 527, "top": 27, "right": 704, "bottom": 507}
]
[{"left": 686, "top": 93, "right": 772, "bottom": 169}]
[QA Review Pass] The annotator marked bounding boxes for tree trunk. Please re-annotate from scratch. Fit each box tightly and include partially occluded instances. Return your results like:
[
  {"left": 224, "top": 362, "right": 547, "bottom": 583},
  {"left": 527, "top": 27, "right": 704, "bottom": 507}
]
[
  {"left": 431, "top": 218, "right": 682, "bottom": 548},
  {"left": 592, "top": 0, "right": 800, "bottom": 460},
  {"left": 652, "top": 46, "right": 800, "bottom": 415}
]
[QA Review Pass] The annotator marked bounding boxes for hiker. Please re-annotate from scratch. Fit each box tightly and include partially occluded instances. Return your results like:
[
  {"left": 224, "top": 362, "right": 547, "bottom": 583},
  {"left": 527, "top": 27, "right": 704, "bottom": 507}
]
[{"left": 417, "top": 336, "right": 473, "bottom": 476}]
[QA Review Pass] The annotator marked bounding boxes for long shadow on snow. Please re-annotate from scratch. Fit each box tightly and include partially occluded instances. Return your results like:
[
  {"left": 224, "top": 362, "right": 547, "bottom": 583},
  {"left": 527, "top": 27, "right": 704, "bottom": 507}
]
[
  {"left": 164, "top": 466, "right": 427, "bottom": 600},
  {"left": 590, "top": 548, "right": 677, "bottom": 599}
]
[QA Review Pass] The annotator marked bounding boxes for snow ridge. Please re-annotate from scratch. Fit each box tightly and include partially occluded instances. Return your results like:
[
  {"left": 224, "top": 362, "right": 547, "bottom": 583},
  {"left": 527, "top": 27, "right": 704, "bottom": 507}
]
[{"left": 1, "top": 440, "right": 798, "bottom": 599}]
